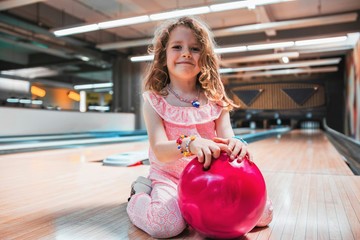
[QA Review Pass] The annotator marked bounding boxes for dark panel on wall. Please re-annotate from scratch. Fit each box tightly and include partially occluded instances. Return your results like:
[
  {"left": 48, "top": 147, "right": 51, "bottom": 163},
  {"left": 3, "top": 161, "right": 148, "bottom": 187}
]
[
  {"left": 282, "top": 87, "right": 318, "bottom": 105},
  {"left": 233, "top": 89, "right": 263, "bottom": 106}
]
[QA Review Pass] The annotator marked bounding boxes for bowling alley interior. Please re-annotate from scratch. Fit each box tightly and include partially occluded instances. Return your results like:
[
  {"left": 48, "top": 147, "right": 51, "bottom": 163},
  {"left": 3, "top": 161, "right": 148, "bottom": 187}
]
[{"left": 1, "top": 0, "right": 360, "bottom": 239}]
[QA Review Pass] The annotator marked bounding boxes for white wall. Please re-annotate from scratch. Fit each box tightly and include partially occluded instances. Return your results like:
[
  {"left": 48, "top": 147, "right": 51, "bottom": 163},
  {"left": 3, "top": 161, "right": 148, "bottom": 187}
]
[{"left": 0, "top": 107, "right": 135, "bottom": 136}]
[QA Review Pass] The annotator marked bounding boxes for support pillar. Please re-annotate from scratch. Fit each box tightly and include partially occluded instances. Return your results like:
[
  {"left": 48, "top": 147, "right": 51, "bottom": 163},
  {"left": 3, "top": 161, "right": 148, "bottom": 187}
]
[{"left": 112, "top": 57, "right": 147, "bottom": 129}]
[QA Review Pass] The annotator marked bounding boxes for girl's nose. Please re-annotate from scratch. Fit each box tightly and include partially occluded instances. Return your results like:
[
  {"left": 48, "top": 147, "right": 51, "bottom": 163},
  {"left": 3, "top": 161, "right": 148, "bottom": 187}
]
[{"left": 181, "top": 49, "right": 191, "bottom": 58}]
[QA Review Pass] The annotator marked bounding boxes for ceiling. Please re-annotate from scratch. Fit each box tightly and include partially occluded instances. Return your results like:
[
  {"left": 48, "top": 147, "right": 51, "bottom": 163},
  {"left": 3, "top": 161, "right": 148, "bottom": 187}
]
[{"left": 0, "top": 0, "right": 360, "bottom": 89}]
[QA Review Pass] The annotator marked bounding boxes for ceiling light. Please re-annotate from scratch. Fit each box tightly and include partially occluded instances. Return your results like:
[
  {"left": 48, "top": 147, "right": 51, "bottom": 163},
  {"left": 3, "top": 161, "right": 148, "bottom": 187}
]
[
  {"left": 67, "top": 91, "right": 80, "bottom": 101},
  {"left": 295, "top": 36, "right": 348, "bottom": 46},
  {"left": 283, "top": 33, "right": 359, "bottom": 55},
  {"left": 130, "top": 55, "right": 155, "bottom": 62},
  {"left": 6, "top": 97, "right": 19, "bottom": 103},
  {"left": 215, "top": 46, "right": 247, "bottom": 54},
  {"left": 74, "top": 82, "right": 113, "bottom": 90},
  {"left": 247, "top": 41, "right": 295, "bottom": 50},
  {"left": 1, "top": 67, "right": 58, "bottom": 79},
  {"left": 19, "top": 99, "right": 32, "bottom": 104},
  {"left": 88, "top": 106, "right": 110, "bottom": 111},
  {"left": 77, "top": 55, "right": 90, "bottom": 61},
  {"left": 54, "top": 24, "right": 99, "bottom": 37},
  {"left": 31, "top": 99, "right": 43, "bottom": 105},
  {"left": 222, "top": 66, "right": 338, "bottom": 78},
  {"left": 281, "top": 56, "right": 290, "bottom": 63},
  {"left": 247, "top": 1, "right": 256, "bottom": 10},
  {"left": 150, "top": 6, "right": 210, "bottom": 21},
  {"left": 219, "top": 68, "right": 235, "bottom": 74},
  {"left": 221, "top": 52, "right": 299, "bottom": 64},
  {"left": 31, "top": 86, "right": 46, "bottom": 97},
  {"left": 210, "top": 0, "right": 293, "bottom": 12},
  {"left": 209, "top": 1, "right": 249, "bottom": 11},
  {"left": 98, "top": 15, "right": 150, "bottom": 29}
]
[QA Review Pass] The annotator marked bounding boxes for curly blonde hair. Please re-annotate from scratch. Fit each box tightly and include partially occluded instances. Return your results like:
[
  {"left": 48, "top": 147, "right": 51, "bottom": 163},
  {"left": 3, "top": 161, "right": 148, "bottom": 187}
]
[{"left": 144, "top": 16, "right": 237, "bottom": 110}]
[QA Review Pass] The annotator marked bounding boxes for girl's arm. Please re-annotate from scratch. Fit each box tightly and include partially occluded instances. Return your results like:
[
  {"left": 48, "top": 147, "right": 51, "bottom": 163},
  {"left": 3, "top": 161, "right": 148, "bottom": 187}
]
[
  {"left": 143, "top": 99, "right": 179, "bottom": 163},
  {"left": 215, "top": 109, "right": 235, "bottom": 139},
  {"left": 214, "top": 109, "right": 249, "bottom": 161},
  {"left": 143, "top": 100, "right": 230, "bottom": 165}
]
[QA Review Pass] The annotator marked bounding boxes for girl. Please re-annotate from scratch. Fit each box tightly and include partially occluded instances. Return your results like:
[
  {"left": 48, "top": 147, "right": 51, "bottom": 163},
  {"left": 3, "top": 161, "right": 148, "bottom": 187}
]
[{"left": 127, "top": 16, "right": 273, "bottom": 238}]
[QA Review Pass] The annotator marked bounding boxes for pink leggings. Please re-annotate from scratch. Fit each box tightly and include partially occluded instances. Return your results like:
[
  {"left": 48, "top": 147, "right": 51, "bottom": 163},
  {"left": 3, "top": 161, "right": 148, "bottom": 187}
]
[
  {"left": 127, "top": 172, "right": 273, "bottom": 238},
  {"left": 127, "top": 172, "right": 186, "bottom": 238}
]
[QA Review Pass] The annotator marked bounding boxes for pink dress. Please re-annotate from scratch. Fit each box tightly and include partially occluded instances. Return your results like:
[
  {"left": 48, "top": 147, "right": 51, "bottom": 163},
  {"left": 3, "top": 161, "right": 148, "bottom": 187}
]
[
  {"left": 126, "top": 91, "right": 223, "bottom": 238},
  {"left": 126, "top": 91, "right": 273, "bottom": 238}
]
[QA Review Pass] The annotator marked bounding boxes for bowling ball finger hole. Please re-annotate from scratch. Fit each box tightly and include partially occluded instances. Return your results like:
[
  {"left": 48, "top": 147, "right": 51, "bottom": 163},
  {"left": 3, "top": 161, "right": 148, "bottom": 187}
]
[{"left": 202, "top": 166, "right": 210, "bottom": 171}]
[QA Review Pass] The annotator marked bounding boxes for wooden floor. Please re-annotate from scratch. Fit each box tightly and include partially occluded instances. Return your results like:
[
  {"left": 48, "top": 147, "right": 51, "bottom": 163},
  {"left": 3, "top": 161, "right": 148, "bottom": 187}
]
[{"left": 0, "top": 130, "right": 359, "bottom": 240}]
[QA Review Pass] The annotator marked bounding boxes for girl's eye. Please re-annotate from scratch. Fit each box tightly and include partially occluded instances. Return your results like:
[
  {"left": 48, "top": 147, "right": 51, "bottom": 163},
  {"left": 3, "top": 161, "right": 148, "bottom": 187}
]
[
  {"left": 191, "top": 47, "right": 201, "bottom": 52},
  {"left": 172, "top": 45, "right": 182, "bottom": 50}
]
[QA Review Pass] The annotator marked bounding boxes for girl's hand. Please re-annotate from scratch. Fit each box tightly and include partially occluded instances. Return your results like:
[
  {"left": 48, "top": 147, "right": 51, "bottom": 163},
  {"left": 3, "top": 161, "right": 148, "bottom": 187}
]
[
  {"left": 213, "top": 137, "right": 250, "bottom": 162},
  {"left": 188, "top": 137, "right": 231, "bottom": 170}
]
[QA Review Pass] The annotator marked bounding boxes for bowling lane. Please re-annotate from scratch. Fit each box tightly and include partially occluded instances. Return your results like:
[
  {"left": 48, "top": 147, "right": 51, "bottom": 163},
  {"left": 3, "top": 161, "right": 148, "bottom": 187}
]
[
  {"left": 0, "top": 130, "right": 148, "bottom": 154},
  {"left": 248, "top": 129, "right": 354, "bottom": 176},
  {"left": 0, "top": 129, "right": 359, "bottom": 239},
  {"left": 0, "top": 130, "right": 148, "bottom": 143}
]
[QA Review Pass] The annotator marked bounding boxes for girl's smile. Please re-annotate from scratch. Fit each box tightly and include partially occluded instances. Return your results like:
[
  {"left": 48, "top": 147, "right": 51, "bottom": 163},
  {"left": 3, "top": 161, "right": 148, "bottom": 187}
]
[{"left": 176, "top": 61, "right": 194, "bottom": 65}]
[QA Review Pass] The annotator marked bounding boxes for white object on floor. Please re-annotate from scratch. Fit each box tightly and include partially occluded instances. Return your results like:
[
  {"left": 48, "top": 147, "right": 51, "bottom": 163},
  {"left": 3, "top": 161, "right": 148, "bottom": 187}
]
[{"left": 103, "top": 150, "right": 149, "bottom": 167}]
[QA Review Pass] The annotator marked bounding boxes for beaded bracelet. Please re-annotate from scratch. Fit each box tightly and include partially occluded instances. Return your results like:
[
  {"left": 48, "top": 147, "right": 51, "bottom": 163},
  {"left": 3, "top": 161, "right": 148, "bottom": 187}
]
[
  {"left": 184, "top": 135, "right": 196, "bottom": 157},
  {"left": 176, "top": 135, "right": 186, "bottom": 152},
  {"left": 176, "top": 135, "right": 196, "bottom": 157}
]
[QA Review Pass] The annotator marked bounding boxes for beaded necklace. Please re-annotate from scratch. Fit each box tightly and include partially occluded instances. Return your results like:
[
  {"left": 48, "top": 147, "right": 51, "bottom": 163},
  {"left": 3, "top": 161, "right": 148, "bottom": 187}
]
[{"left": 167, "top": 86, "right": 200, "bottom": 108}]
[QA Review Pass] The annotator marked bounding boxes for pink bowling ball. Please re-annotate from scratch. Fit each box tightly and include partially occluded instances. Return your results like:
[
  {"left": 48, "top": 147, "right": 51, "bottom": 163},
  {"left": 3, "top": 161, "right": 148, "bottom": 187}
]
[{"left": 178, "top": 152, "right": 266, "bottom": 239}]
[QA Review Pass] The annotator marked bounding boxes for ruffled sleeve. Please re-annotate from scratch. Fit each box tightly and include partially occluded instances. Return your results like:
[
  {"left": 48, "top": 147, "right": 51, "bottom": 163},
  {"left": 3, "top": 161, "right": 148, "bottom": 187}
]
[{"left": 143, "top": 91, "right": 223, "bottom": 126}]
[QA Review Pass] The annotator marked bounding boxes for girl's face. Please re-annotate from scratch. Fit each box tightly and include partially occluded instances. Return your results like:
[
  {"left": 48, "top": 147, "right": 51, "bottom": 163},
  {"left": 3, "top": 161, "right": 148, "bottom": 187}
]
[{"left": 166, "top": 26, "right": 201, "bottom": 83}]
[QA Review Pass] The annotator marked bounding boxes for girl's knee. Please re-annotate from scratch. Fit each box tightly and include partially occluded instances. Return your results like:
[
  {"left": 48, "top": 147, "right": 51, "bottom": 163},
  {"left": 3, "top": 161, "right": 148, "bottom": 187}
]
[
  {"left": 127, "top": 192, "right": 186, "bottom": 238},
  {"left": 148, "top": 218, "right": 187, "bottom": 238}
]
